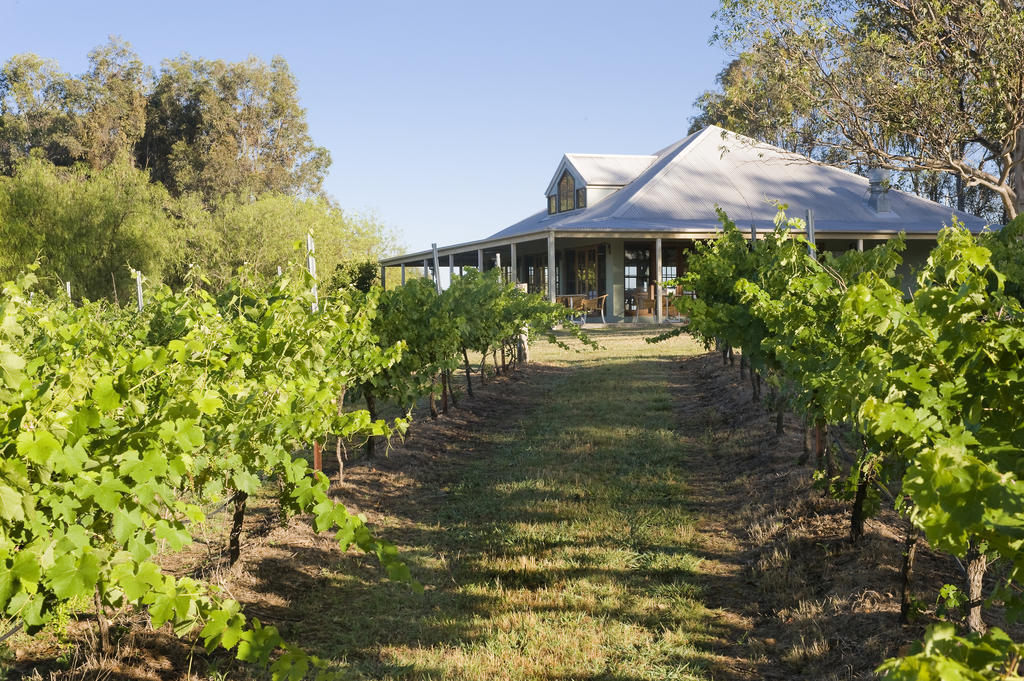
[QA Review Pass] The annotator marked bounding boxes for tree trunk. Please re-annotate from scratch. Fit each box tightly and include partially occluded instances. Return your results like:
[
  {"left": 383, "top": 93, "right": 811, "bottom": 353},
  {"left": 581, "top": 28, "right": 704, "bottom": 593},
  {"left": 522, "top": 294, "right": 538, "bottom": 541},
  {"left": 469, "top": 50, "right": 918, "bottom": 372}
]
[
  {"left": 335, "top": 437, "right": 346, "bottom": 484},
  {"left": 814, "top": 420, "right": 826, "bottom": 468},
  {"left": 228, "top": 490, "right": 248, "bottom": 565},
  {"left": 739, "top": 353, "right": 748, "bottom": 379},
  {"left": 728, "top": 346, "right": 735, "bottom": 367},
  {"left": 772, "top": 386, "right": 784, "bottom": 435},
  {"left": 448, "top": 369, "right": 458, "bottom": 406},
  {"left": 850, "top": 456, "right": 875, "bottom": 542},
  {"left": 94, "top": 587, "right": 111, "bottom": 653},
  {"left": 312, "top": 441, "right": 322, "bottom": 472},
  {"left": 364, "top": 392, "right": 378, "bottom": 459},
  {"left": 1010, "top": 127, "right": 1024, "bottom": 220},
  {"left": 501, "top": 345, "right": 507, "bottom": 374},
  {"left": 335, "top": 391, "right": 346, "bottom": 483},
  {"left": 441, "top": 371, "right": 449, "bottom": 414},
  {"left": 462, "top": 347, "right": 474, "bottom": 397},
  {"left": 429, "top": 377, "right": 438, "bottom": 419},
  {"left": 899, "top": 524, "right": 919, "bottom": 624},
  {"left": 798, "top": 419, "right": 810, "bottom": 465},
  {"left": 965, "top": 539, "right": 988, "bottom": 634}
]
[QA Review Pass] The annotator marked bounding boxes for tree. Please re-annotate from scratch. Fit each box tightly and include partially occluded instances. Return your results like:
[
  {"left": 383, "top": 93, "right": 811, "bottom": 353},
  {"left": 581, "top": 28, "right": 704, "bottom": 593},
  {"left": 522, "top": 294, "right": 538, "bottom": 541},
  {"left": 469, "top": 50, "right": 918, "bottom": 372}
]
[
  {"left": 173, "top": 192, "right": 396, "bottom": 290},
  {"left": 0, "top": 157, "right": 176, "bottom": 300},
  {"left": 0, "top": 38, "right": 149, "bottom": 174},
  {"left": 76, "top": 38, "right": 149, "bottom": 170},
  {"left": 0, "top": 54, "right": 78, "bottom": 172},
  {"left": 689, "top": 48, "right": 840, "bottom": 162},
  {"left": 140, "top": 54, "right": 330, "bottom": 202},
  {"left": 711, "top": 0, "right": 1024, "bottom": 220}
]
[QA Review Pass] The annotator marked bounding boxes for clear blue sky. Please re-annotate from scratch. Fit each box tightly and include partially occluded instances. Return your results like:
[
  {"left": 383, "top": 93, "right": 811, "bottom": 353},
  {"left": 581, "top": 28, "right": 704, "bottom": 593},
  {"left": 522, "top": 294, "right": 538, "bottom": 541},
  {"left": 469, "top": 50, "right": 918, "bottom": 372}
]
[{"left": 5, "top": 0, "right": 730, "bottom": 254}]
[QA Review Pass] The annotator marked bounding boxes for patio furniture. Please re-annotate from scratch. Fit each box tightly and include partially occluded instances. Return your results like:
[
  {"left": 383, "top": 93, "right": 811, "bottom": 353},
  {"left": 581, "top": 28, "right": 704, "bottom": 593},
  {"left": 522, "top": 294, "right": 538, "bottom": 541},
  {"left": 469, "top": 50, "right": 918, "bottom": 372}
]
[
  {"left": 633, "top": 294, "right": 657, "bottom": 323},
  {"left": 577, "top": 294, "right": 607, "bottom": 324}
]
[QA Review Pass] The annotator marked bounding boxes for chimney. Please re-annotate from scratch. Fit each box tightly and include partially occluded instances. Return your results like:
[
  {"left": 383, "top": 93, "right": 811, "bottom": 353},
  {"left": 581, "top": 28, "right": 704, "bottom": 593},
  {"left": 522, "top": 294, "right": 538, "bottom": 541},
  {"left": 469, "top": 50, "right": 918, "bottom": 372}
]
[{"left": 868, "top": 167, "right": 892, "bottom": 213}]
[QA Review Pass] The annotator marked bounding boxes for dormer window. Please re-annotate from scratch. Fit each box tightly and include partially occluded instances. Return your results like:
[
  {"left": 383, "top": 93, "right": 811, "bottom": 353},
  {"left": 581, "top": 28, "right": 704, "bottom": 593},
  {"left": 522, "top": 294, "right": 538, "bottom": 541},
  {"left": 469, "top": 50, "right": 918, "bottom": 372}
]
[
  {"left": 547, "top": 167, "right": 588, "bottom": 214},
  {"left": 558, "top": 170, "right": 575, "bottom": 212}
]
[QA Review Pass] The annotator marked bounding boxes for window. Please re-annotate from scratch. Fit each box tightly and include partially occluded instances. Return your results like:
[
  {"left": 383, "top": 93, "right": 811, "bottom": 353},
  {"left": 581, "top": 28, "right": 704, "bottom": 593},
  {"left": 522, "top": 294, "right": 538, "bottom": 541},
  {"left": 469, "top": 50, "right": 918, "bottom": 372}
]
[
  {"left": 662, "top": 246, "right": 678, "bottom": 284},
  {"left": 576, "top": 188, "right": 586, "bottom": 209},
  {"left": 548, "top": 195, "right": 557, "bottom": 215},
  {"left": 558, "top": 170, "right": 575, "bottom": 212},
  {"left": 624, "top": 245, "right": 651, "bottom": 303}
]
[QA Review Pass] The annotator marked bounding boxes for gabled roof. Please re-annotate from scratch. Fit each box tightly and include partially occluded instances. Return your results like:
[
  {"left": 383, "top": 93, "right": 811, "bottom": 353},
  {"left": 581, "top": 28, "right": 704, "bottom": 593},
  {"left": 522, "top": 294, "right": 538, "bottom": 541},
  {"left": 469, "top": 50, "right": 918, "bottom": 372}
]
[
  {"left": 543, "top": 153, "right": 658, "bottom": 195},
  {"left": 493, "top": 125, "right": 990, "bottom": 240},
  {"left": 381, "top": 126, "right": 994, "bottom": 267}
]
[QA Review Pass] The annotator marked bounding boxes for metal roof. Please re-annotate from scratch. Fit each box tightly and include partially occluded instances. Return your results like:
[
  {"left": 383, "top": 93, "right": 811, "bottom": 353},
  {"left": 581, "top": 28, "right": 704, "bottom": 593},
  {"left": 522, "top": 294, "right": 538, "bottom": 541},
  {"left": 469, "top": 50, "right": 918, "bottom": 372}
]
[
  {"left": 543, "top": 153, "right": 657, "bottom": 195},
  {"left": 495, "top": 126, "right": 990, "bottom": 240},
  {"left": 382, "top": 126, "right": 993, "bottom": 266}
]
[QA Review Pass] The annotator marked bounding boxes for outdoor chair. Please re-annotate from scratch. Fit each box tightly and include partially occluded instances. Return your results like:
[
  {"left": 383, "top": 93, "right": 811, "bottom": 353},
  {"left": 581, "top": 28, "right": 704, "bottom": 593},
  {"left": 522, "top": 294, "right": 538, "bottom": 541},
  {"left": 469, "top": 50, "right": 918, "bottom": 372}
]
[
  {"left": 633, "top": 295, "right": 657, "bottom": 323},
  {"left": 577, "top": 294, "right": 607, "bottom": 324}
]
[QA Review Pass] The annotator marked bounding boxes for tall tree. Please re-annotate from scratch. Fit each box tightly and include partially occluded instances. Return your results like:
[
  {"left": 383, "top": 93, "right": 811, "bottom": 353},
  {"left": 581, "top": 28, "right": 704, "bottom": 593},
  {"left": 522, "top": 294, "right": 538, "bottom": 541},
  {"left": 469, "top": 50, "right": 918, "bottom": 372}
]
[
  {"left": 76, "top": 38, "right": 149, "bottom": 169},
  {"left": 0, "top": 54, "right": 78, "bottom": 172},
  {"left": 140, "top": 54, "right": 330, "bottom": 202},
  {"left": 711, "top": 0, "right": 1024, "bottom": 220}
]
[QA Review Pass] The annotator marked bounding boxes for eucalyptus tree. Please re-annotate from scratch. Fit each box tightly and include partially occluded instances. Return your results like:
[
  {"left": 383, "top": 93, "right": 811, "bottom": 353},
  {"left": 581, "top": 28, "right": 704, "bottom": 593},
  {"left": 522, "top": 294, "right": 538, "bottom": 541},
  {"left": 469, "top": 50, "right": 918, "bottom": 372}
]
[
  {"left": 140, "top": 54, "right": 330, "bottom": 202},
  {"left": 0, "top": 54, "right": 79, "bottom": 173},
  {"left": 708, "top": 0, "right": 1024, "bottom": 220},
  {"left": 0, "top": 38, "right": 149, "bottom": 174}
]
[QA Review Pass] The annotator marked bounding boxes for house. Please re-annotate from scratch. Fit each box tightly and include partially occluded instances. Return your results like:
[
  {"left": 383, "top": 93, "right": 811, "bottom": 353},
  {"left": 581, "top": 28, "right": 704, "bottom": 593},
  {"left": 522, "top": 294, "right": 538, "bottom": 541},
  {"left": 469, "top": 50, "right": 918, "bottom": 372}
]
[{"left": 379, "top": 125, "right": 990, "bottom": 322}]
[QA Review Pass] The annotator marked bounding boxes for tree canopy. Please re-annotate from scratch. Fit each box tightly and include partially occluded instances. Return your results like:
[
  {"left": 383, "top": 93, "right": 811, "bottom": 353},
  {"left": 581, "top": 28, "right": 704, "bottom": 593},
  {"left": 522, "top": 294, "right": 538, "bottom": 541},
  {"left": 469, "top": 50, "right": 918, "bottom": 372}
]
[
  {"left": 0, "top": 40, "right": 396, "bottom": 301},
  {"left": 700, "top": 0, "right": 1024, "bottom": 221}
]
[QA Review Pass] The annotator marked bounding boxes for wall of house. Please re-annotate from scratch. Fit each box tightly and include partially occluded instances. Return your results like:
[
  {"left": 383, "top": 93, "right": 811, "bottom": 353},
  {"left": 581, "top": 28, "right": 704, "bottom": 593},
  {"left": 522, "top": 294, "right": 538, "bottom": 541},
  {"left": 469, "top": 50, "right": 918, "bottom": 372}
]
[{"left": 586, "top": 187, "right": 619, "bottom": 206}]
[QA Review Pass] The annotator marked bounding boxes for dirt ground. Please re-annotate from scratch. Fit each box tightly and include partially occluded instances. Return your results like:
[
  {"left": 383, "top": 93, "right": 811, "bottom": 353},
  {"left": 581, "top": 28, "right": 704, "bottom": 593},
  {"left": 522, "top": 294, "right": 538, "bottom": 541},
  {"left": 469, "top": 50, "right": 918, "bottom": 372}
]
[{"left": 9, "top": 347, "right": 988, "bottom": 680}]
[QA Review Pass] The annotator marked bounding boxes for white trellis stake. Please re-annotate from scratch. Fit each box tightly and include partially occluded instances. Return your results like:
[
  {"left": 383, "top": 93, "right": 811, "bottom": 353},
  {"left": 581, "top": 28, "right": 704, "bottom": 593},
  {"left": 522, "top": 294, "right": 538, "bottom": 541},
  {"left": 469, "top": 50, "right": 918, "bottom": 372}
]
[
  {"left": 306, "top": 233, "right": 319, "bottom": 313},
  {"left": 806, "top": 208, "right": 817, "bottom": 261},
  {"left": 135, "top": 271, "right": 144, "bottom": 312}
]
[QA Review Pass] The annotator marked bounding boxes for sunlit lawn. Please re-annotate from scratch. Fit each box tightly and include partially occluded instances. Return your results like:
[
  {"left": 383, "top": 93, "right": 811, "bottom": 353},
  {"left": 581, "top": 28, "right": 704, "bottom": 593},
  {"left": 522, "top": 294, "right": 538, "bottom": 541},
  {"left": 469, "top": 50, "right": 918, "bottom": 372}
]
[{"left": 283, "top": 329, "right": 720, "bottom": 680}]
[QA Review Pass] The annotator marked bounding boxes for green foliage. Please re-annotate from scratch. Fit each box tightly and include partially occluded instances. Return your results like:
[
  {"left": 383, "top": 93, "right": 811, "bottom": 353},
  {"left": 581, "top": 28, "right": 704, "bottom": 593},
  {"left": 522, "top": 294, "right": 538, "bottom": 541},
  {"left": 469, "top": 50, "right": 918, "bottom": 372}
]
[
  {"left": 0, "top": 38, "right": 147, "bottom": 174},
  {"left": 361, "top": 277, "right": 457, "bottom": 411},
  {"left": 981, "top": 216, "right": 1024, "bottom": 303},
  {"left": 0, "top": 42, "right": 399, "bottom": 302},
  {"left": 877, "top": 623, "right": 1024, "bottom": 681},
  {"left": 0, "top": 266, "right": 415, "bottom": 678},
  {"left": 140, "top": 54, "right": 329, "bottom": 202},
  {"left": 0, "top": 156, "right": 176, "bottom": 300},
  {"left": 174, "top": 193, "right": 396, "bottom": 290},
  {"left": 329, "top": 260, "right": 381, "bottom": 293},
  {"left": 675, "top": 206, "right": 1024, "bottom": 678},
  {"left": 707, "top": 0, "right": 1022, "bottom": 220}
]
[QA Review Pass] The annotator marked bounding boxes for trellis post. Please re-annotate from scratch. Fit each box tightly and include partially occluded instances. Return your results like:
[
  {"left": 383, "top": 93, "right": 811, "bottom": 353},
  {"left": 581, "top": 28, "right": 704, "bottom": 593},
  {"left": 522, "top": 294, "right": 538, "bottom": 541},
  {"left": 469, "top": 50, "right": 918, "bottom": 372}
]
[
  {"left": 431, "top": 243, "right": 442, "bottom": 294},
  {"left": 306, "top": 233, "right": 319, "bottom": 313}
]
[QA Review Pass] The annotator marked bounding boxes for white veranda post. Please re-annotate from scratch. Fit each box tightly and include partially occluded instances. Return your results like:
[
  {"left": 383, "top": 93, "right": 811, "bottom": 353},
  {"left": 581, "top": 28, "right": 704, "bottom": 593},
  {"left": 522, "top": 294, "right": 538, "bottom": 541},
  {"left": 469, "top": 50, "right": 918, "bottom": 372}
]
[
  {"left": 546, "top": 232, "right": 556, "bottom": 303},
  {"left": 655, "top": 237, "right": 663, "bottom": 324}
]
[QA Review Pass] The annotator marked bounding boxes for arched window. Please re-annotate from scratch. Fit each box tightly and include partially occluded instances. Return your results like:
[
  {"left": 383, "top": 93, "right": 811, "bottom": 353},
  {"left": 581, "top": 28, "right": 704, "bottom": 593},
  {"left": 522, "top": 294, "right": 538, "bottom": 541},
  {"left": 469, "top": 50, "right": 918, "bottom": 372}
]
[{"left": 558, "top": 170, "right": 575, "bottom": 212}]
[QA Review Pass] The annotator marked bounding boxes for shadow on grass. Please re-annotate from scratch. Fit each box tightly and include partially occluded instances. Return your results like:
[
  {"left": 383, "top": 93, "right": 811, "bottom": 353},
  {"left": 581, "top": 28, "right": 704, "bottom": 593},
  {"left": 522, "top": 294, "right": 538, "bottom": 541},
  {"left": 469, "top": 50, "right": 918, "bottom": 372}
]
[{"left": 236, "top": 348, "right": 765, "bottom": 679}]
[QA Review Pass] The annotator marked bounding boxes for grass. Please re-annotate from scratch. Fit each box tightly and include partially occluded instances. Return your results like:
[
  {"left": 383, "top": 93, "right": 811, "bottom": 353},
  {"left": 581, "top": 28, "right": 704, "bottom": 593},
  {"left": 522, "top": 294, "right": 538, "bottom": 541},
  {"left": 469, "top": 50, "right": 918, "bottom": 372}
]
[{"left": 270, "top": 329, "right": 724, "bottom": 680}]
